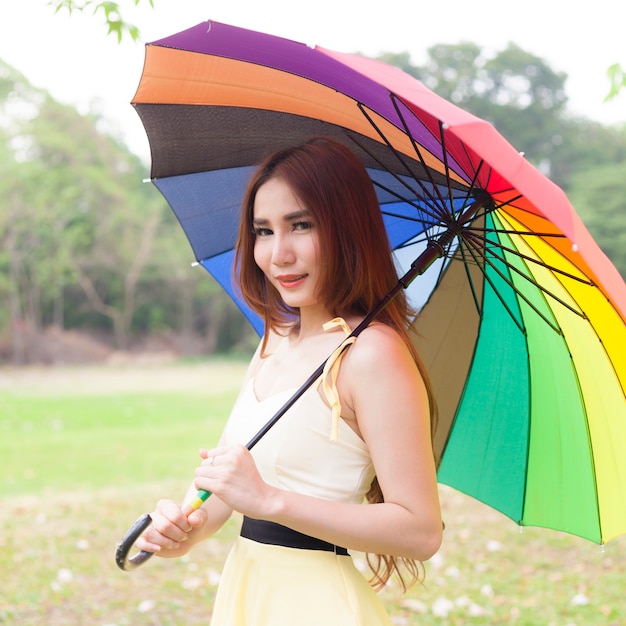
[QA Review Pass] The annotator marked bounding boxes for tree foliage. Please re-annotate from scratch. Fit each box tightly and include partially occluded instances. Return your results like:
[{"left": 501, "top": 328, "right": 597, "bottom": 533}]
[
  {"left": 0, "top": 60, "right": 255, "bottom": 364},
  {"left": 567, "top": 162, "right": 626, "bottom": 278},
  {"left": 49, "top": 0, "right": 154, "bottom": 42},
  {"left": 606, "top": 63, "right": 626, "bottom": 101}
]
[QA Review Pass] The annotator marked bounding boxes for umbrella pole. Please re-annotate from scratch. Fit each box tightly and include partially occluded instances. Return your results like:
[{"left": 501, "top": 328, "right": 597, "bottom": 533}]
[
  {"left": 115, "top": 195, "right": 487, "bottom": 571},
  {"left": 244, "top": 219, "right": 465, "bottom": 449}
]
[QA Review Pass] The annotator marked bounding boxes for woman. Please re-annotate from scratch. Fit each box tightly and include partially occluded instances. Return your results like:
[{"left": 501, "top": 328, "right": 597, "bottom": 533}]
[{"left": 136, "top": 137, "right": 442, "bottom": 625}]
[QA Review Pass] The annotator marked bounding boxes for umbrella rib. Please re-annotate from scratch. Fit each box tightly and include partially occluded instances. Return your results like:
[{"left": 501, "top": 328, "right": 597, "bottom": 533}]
[
  {"left": 480, "top": 234, "right": 594, "bottom": 286},
  {"left": 494, "top": 193, "right": 524, "bottom": 207},
  {"left": 355, "top": 98, "right": 589, "bottom": 320},
  {"left": 420, "top": 236, "right": 480, "bottom": 314},
  {"left": 388, "top": 96, "right": 452, "bottom": 214},
  {"left": 461, "top": 159, "right": 487, "bottom": 215},
  {"left": 454, "top": 126, "right": 497, "bottom": 191},
  {"left": 390, "top": 93, "right": 489, "bottom": 225},
  {"left": 347, "top": 132, "right": 444, "bottom": 226},
  {"left": 455, "top": 239, "right": 485, "bottom": 315},
  {"left": 478, "top": 234, "right": 587, "bottom": 318},
  {"left": 455, "top": 233, "right": 526, "bottom": 333},
  {"left": 373, "top": 180, "right": 448, "bottom": 226},
  {"left": 476, "top": 226, "right": 565, "bottom": 239},
  {"left": 393, "top": 234, "right": 441, "bottom": 253},
  {"left": 436, "top": 123, "right": 501, "bottom": 253},
  {"left": 380, "top": 206, "right": 439, "bottom": 227},
  {"left": 353, "top": 102, "right": 450, "bottom": 222},
  {"left": 493, "top": 212, "right": 599, "bottom": 288},
  {"left": 463, "top": 231, "right": 576, "bottom": 331},
  {"left": 437, "top": 120, "right": 465, "bottom": 223},
  {"left": 450, "top": 192, "right": 590, "bottom": 287},
  {"left": 462, "top": 218, "right": 592, "bottom": 286},
  {"left": 352, "top": 99, "right": 507, "bottom": 266}
]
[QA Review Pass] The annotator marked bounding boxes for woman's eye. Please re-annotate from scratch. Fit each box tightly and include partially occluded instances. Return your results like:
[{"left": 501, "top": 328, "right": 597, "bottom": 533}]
[
  {"left": 253, "top": 227, "right": 272, "bottom": 237},
  {"left": 293, "top": 221, "right": 313, "bottom": 231}
]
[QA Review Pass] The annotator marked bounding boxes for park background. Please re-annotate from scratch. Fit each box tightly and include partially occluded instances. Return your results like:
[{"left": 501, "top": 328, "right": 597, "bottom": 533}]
[{"left": 1, "top": 1, "right": 625, "bottom": 624}]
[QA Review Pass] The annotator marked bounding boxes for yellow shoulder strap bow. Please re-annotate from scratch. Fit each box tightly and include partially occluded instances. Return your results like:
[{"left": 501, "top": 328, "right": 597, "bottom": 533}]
[{"left": 318, "top": 317, "right": 356, "bottom": 441}]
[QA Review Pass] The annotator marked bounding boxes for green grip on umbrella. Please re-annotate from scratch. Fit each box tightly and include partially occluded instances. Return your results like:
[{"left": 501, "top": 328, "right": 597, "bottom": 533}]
[{"left": 181, "top": 489, "right": 211, "bottom": 515}]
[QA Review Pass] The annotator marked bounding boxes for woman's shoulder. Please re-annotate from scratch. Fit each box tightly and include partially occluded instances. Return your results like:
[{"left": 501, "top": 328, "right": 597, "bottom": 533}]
[
  {"left": 354, "top": 320, "right": 408, "bottom": 350},
  {"left": 346, "top": 321, "right": 415, "bottom": 374},
  {"left": 337, "top": 320, "right": 425, "bottom": 422}
]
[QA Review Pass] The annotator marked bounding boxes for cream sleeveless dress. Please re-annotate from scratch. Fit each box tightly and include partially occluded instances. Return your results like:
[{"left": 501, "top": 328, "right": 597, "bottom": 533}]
[{"left": 209, "top": 320, "right": 392, "bottom": 625}]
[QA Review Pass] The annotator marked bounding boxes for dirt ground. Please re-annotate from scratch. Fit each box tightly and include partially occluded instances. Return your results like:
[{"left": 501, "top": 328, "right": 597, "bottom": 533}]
[{"left": 0, "top": 360, "right": 250, "bottom": 396}]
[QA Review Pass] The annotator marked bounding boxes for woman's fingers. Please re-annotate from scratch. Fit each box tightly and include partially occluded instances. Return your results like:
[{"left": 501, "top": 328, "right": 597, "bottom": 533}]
[
  {"left": 193, "top": 444, "right": 271, "bottom": 518},
  {"left": 187, "top": 507, "right": 208, "bottom": 528},
  {"left": 135, "top": 499, "right": 192, "bottom": 552}
]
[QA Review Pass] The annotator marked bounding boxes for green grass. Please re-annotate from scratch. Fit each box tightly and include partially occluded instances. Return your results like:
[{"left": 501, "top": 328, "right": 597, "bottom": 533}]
[
  {"left": 1, "top": 392, "right": 231, "bottom": 496},
  {"left": 1, "top": 362, "right": 626, "bottom": 625}
]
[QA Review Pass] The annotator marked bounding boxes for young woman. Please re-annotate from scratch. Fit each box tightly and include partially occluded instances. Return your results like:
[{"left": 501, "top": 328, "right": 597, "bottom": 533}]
[{"left": 136, "top": 137, "right": 442, "bottom": 625}]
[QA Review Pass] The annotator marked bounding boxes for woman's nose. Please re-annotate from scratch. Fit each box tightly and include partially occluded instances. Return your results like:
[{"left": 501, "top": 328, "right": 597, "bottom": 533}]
[{"left": 271, "top": 234, "right": 295, "bottom": 265}]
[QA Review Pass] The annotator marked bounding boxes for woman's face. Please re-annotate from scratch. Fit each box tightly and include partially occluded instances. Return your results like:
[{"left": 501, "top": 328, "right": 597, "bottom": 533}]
[{"left": 252, "top": 177, "right": 323, "bottom": 312}]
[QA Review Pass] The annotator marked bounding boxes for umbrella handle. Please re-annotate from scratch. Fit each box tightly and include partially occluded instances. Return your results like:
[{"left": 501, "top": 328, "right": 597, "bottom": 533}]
[
  {"left": 115, "top": 513, "right": 154, "bottom": 570},
  {"left": 115, "top": 490, "right": 211, "bottom": 571}
]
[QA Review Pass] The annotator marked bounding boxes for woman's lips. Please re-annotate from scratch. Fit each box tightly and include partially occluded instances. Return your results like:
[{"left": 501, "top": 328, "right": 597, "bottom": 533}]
[{"left": 276, "top": 274, "right": 307, "bottom": 289}]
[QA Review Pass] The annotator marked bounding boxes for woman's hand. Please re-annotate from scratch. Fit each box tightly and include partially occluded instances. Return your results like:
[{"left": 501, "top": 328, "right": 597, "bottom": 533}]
[
  {"left": 195, "top": 444, "right": 277, "bottom": 519},
  {"left": 134, "top": 499, "right": 208, "bottom": 558}
]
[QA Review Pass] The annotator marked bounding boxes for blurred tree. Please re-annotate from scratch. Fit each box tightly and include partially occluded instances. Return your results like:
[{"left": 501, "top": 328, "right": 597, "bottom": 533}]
[
  {"left": 411, "top": 41, "right": 483, "bottom": 105},
  {"left": 374, "top": 51, "right": 417, "bottom": 77},
  {"left": 549, "top": 117, "right": 626, "bottom": 189},
  {"left": 1, "top": 61, "right": 152, "bottom": 358},
  {"left": 567, "top": 162, "right": 626, "bottom": 279},
  {"left": 0, "top": 132, "right": 28, "bottom": 363},
  {"left": 0, "top": 58, "right": 256, "bottom": 363},
  {"left": 49, "top": 0, "right": 154, "bottom": 41},
  {"left": 478, "top": 44, "right": 568, "bottom": 166},
  {"left": 401, "top": 42, "right": 568, "bottom": 170}
]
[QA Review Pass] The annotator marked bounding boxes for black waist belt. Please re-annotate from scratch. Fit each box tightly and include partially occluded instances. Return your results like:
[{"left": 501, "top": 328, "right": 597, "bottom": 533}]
[{"left": 240, "top": 516, "right": 349, "bottom": 555}]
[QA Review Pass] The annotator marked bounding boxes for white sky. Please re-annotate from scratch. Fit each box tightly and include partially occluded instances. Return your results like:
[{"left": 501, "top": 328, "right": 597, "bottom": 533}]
[{"left": 1, "top": 0, "right": 624, "bottom": 162}]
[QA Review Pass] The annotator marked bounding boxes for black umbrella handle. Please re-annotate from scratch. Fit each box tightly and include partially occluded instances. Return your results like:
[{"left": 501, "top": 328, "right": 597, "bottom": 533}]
[
  {"left": 116, "top": 489, "right": 212, "bottom": 571},
  {"left": 115, "top": 513, "right": 154, "bottom": 570}
]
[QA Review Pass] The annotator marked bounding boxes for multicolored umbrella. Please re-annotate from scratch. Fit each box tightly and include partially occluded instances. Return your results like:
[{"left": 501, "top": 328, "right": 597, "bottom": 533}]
[{"left": 128, "top": 21, "right": 626, "bottom": 550}]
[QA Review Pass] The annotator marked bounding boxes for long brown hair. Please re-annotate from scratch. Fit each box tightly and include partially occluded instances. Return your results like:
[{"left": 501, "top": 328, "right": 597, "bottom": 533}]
[{"left": 234, "top": 137, "right": 435, "bottom": 590}]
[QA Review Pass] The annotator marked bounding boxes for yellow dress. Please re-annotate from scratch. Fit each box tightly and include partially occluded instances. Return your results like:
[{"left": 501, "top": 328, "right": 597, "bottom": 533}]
[{"left": 210, "top": 321, "right": 392, "bottom": 625}]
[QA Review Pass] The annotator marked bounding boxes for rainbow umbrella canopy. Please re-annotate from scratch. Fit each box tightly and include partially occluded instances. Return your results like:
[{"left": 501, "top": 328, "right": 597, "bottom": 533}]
[{"left": 132, "top": 21, "right": 626, "bottom": 545}]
